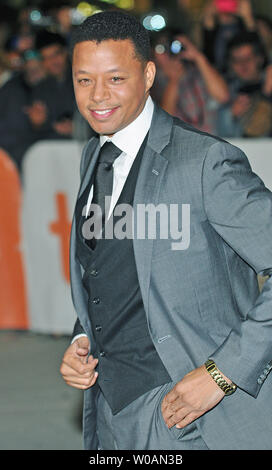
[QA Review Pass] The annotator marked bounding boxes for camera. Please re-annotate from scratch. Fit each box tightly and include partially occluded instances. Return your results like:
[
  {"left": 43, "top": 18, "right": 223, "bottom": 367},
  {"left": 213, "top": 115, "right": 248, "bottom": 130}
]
[
  {"left": 169, "top": 39, "right": 186, "bottom": 55},
  {"left": 154, "top": 35, "right": 186, "bottom": 56},
  {"left": 238, "top": 83, "right": 261, "bottom": 95}
]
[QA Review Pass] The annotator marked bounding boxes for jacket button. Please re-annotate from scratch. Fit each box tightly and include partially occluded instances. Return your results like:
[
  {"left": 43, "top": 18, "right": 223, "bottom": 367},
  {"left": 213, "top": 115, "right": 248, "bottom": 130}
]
[
  {"left": 95, "top": 325, "right": 102, "bottom": 332},
  {"left": 90, "top": 268, "right": 98, "bottom": 276},
  {"left": 100, "top": 351, "right": 106, "bottom": 357},
  {"left": 93, "top": 297, "right": 100, "bottom": 304}
]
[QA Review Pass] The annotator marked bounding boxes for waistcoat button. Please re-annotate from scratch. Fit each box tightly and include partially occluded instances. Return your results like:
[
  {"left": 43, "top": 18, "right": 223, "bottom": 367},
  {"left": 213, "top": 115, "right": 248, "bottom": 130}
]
[{"left": 93, "top": 297, "right": 100, "bottom": 304}]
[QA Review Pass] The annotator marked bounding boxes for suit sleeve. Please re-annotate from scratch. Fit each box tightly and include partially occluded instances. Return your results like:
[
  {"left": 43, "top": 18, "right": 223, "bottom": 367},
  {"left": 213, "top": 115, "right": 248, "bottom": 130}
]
[
  {"left": 71, "top": 317, "right": 87, "bottom": 340},
  {"left": 202, "top": 140, "right": 272, "bottom": 397},
  {"left": 70, "top": 139, "right": 93, "bottom": 343}
]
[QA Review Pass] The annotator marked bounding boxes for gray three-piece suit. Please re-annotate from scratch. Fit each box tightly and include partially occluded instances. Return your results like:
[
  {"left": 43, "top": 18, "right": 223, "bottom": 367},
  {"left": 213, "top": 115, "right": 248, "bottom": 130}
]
[{"left": 69, "top": 104, "right": 272, "bottom": 450}]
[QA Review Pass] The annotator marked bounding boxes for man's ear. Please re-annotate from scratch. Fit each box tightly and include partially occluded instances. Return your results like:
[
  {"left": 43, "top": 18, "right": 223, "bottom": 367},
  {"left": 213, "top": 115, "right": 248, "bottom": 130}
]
[{"left": 144, "top": 61, "right": 156, "bottom": 93}]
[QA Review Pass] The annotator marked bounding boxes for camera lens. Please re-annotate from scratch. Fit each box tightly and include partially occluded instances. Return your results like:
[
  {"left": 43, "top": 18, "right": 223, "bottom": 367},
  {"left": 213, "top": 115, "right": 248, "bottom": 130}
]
[{"left": 170, "top": 40, "right": 182, "bottom": 54}]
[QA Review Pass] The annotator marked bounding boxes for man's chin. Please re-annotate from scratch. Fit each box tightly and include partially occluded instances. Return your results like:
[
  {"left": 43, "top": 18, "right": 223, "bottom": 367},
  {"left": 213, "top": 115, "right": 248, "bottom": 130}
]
[{"left": 87, "top": 121, "right": 119, "bottom": 137}]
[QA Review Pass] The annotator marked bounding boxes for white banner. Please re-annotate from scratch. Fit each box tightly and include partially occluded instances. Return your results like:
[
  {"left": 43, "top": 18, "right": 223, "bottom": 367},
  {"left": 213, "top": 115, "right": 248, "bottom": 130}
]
[
  {"left": 22, "top": 140, "right": 83, "bottom": 334},
  {"left": 229, "top": 139, "right": 272, "bottom": 191}
]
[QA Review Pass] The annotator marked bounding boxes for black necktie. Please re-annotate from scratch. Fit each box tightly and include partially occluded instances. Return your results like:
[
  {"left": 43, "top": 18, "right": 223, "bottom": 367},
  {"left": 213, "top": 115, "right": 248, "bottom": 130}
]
[{"left": 88, "top": 141, "right": 122, "bottom": 248}]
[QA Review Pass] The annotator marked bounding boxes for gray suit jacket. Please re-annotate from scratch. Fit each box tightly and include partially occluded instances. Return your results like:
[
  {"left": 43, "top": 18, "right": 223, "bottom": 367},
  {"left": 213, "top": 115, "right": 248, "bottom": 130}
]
[{"left": 70, "top": 104, "right": 272, "bottom": 450}]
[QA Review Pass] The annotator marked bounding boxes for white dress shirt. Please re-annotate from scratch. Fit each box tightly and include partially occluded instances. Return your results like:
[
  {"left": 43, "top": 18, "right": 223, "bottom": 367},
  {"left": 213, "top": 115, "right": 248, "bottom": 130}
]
[{"left": 72, "top": 95, "right": 154, "bottom": 343}]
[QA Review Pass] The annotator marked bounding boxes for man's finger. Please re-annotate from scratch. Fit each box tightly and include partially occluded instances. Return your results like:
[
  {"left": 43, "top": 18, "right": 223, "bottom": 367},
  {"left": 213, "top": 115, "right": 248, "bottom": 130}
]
[
  {"left": 162, "top": 399, "right": 188, "bottom": 426},
  {"left": 65, "top": 372, "right": 98, "bottom": 390},
  {"left": 164, "top": 385, "right": 180, "bottom": 402},
  {"left": 64, "top": 371, "right": 98, "bottom": 386},
  {"left": 162, "top": 402, "right": 188, "bottom": 427},
  {"left": 176, "top": 411, "right": 199, "bottom": 429},
  {"left": 61, "top": 362, "right": 94, "bottom": 378},
  {"left": 76, "top": 347, "right": 89, "bottom": 356},
  {"left": 62, "top": 355, "right": 97, "bottom": 375},
  {"left": 76, "top": 337, "right": 90, "bottom": 350},
  {"left": 161, "top": 387, "right": 179, "bottom": 412}
]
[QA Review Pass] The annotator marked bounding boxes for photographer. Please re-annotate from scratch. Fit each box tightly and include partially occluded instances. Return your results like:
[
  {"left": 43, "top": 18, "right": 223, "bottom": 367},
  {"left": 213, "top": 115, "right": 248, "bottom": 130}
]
[
  {"left": 25, "top": 30, "right": 76, "bottom": 140},
  {"left": 152, "top": 31, "right": 229, "bottom": 134},
  {"left": 202, "top": 0, "right": 256, "bottom": 72},
  {"left": 0, "top": 49, "right": 46, "bottom": 172},
  {"left": 217, "top": 32, "right": 272, "bottom": 138}
]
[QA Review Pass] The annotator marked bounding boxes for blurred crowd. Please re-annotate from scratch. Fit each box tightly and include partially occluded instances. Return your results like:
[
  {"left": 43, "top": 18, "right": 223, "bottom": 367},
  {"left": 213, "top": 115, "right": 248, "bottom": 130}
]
[{"left": 1, "top": 0, "right": 272, "bottom": 173}]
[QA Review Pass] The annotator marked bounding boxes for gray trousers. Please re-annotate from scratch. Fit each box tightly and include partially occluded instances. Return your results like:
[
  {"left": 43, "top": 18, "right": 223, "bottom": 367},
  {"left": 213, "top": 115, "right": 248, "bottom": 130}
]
[{"left": 97, "top": 382, "right": 209, "bottom": 450}]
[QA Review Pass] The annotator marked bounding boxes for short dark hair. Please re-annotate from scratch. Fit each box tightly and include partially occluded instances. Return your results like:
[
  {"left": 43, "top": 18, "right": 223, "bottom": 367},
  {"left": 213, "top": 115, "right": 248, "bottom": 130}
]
[
  {"left": 35, "top": 30, "right": 67, "bottom": 52},
  {"left": 70, "top": 11, "right": 151, "bottom": 63},
  {"left": 227, "top": 32, "right": 266, "bottom": 61}
]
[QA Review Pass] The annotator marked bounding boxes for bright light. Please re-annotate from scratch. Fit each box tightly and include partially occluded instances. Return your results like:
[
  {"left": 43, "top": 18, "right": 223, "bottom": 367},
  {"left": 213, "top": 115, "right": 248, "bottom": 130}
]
[
  {"left": 171, "top": 40, "right": 182, "bottom": 54},
  {"left": 150, "top": 14, "right": 166, "bottom": 31},
  {"left": 71, "top": 8, "right": 86, "bottom": 24},
  {"left": 30, "top": 10, "right": 42, "bottom": 22},
  {"left": 143, "top": 15, "right": 153, "bottom": 30},
  {"left": 143, "top": 13, "right": 166, "bottom": 31},
  {"left": 29, "top": 9, "right": 52, "bottom": 26},
  {"left": 155, "top": 44, "right": 165, "bottom": 54},
  {"left": 116, "top": 0, "right": 134, "bottom": 9},
  {"left": 77, "top": 2, "right": 95, "bottom": 17}
]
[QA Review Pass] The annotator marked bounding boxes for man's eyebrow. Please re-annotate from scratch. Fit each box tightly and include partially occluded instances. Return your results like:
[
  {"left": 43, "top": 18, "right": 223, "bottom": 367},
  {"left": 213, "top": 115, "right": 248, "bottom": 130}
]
[
  {"left": 74, "top": 68, "right": 127, "bottom": 75},
  {"left": 105, "top": 68, "right": 126, "bottom": 73},
  {"left": 74, "top": 70, "right": 90, "bottom": 75}
]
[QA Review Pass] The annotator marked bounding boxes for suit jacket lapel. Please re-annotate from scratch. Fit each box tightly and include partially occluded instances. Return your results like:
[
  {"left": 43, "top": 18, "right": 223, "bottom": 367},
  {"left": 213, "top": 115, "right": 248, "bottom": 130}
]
[
  {"left": 133, "top": 105, "right": 173, "bottom": 315},
  {"left": 133, "top": 146, "right": 168, "bottom": 313},
  {"left": 78, "top": 136, "right": 100, "bottom": 198}
]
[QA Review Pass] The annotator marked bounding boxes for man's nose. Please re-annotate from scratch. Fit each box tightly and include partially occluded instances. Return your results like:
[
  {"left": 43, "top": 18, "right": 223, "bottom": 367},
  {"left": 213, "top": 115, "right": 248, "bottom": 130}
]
[{"left": 90, "top": 79, "right": 110, "bottom": 103}]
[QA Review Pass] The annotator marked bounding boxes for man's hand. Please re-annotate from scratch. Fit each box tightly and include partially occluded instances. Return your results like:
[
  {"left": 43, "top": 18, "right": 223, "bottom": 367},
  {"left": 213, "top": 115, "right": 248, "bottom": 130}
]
[
  {"left": 154, "top": 51, "right": 185, "bottom": 83},
  {"left": 202, "top": 0, "right": 217, "bottom": 29},
  {"left": 60, "top": 336, "right": 99, "bottom": 390},
  {"left": 161, "top": 365, "right": 225, "bottom": 430},
  {"left": 237, "top": 0, "right": 255, "bottom": 30},
  {"left": 174, "top": 35, "right": 202, "bottom": 64},
  {"left": 231, "top": 94, "right": 252, "bottom": 118}
]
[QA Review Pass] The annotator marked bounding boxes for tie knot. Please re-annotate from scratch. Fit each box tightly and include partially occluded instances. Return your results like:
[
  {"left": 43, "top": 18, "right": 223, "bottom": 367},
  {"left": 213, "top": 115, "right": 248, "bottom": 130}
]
[{"left": 98, "top": 141, "right": 122, "bottom": 166}]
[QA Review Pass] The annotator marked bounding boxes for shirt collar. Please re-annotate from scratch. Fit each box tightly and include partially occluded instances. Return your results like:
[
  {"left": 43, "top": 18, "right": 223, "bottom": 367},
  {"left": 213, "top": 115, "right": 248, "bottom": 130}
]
[{"left": 99, "top": 95, "right": 154, "bottom": 158}]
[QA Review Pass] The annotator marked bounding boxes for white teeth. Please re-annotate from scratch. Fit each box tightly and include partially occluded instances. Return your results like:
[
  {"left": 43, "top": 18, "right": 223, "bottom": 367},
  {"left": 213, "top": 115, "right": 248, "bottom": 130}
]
[{"left": 95, "top": 109, "right": 112, "bottom": 115}]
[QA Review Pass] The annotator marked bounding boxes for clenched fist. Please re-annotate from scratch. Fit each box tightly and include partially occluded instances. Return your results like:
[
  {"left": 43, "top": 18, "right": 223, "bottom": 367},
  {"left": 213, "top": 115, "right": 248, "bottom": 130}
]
[{"left": 60, "top": 336, "right": 99, "bottom": 390}]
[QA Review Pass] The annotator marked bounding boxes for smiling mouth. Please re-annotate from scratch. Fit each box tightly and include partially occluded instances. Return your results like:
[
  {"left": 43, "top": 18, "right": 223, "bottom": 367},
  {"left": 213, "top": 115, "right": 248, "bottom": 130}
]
[{"left": 89, "top": 107, "right": 119, "bottom": 119}]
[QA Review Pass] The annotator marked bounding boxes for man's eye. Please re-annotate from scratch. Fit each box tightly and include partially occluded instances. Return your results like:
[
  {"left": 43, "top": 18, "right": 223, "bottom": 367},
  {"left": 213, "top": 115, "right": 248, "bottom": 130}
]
[
  {"left": 78, "top": 79, "right": 90, "bottom": 85},
  {"left": 111, "top": 76, "right": 123, "bottom": 82}
]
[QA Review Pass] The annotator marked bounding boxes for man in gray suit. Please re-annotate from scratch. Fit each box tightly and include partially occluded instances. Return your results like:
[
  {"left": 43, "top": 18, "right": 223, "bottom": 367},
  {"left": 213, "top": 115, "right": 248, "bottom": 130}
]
[{"left": 60, "top": 11, "right": 272, "bottom": 450}]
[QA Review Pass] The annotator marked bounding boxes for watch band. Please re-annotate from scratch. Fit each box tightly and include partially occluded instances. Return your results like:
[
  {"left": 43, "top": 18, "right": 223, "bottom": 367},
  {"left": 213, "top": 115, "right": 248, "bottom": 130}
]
[{"left": 205, "top": 359, "right": 237, "bottom": 396}]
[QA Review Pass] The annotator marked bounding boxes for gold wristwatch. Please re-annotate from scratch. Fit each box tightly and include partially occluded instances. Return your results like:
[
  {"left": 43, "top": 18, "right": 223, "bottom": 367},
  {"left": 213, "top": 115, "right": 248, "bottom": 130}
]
[{"left": 205, "top": 359, "right": 237, "bottom": 396}]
